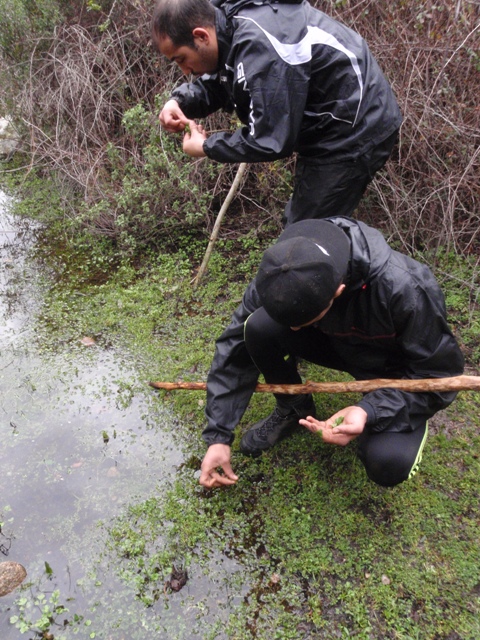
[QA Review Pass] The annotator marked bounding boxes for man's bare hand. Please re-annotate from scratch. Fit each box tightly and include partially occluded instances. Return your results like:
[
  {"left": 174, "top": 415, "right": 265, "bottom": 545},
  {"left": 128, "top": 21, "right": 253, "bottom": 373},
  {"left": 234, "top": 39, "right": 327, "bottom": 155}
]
[
  {"left": 182, "top": 120, "right": 207, "bottom": 157},
  {"left": 299, "top": 406, "right": 367, "bottom": 446},
  {"left": 199, "top": 443, "right": 238, "bottom": 489},
  {"left": 159, "top": 99, "right": 189, "bottom": 133}
]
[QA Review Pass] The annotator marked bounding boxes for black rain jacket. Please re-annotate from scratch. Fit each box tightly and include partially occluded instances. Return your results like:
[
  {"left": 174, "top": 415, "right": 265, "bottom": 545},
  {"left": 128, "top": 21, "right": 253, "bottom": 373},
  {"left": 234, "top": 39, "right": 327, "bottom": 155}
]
[
  {"left": 203, "top": 217, "right": 464, "bottom": 445},
  {"left": 170, "top": 0, "right": 402, "bottom": 163}
]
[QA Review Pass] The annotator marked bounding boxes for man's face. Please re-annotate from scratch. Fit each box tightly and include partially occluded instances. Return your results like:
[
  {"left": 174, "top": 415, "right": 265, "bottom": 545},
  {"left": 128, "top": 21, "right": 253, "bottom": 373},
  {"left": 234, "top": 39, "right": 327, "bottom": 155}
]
[
  {"left": 289, "top": 283, "right": 346, "bottom": 331},
  {"left": 289, "top": 301, "right": 334, "bottom": 331},
  {"left": 157, "top": 31, "right": 218, "bottom": 76}
]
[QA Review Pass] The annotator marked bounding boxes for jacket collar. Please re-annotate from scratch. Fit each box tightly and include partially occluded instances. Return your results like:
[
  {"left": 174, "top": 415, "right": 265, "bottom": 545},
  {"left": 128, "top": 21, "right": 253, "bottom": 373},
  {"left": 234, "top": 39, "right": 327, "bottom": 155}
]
[
  {"left": 212, "top": 0, "right": 257, "bottom": 19},
  {"left": 214, "top": 7, "right": 233, "bottom": 71}
]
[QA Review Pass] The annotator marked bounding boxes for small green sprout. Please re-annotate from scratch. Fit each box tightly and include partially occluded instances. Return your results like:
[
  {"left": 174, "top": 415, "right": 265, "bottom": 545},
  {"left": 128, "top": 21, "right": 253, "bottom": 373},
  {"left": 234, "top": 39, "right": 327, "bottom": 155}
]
[
  {"left": 332, "top": 416, "right": 344, "bottom": 427},
  {"left": 184, "top": 123, "right": 191, "bottom": 134}
]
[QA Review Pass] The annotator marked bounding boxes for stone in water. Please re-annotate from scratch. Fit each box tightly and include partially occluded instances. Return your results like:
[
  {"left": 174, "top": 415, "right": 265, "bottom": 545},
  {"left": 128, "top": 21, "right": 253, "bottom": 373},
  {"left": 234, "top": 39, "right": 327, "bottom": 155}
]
[{"left": 0, "top": 561, "right": 27, "bottom": 596}]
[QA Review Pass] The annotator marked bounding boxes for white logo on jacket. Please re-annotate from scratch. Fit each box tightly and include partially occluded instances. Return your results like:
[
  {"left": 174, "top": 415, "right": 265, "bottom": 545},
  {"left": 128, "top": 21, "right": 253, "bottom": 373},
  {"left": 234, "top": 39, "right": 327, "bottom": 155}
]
[{"left": 236, "top": 61, "right": 256, "bottom": 136}]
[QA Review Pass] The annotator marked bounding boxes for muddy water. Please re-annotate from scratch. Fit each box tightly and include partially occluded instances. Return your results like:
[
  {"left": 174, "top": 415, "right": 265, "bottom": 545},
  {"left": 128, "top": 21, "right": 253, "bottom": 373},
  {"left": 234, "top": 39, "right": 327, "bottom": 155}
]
[{"left": 0, "top": 191, "right": 246, "bottom": 638}]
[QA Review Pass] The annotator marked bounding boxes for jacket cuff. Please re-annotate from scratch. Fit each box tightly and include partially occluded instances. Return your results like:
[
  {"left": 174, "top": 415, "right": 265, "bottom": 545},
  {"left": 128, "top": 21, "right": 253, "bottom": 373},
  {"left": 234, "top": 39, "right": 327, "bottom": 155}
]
[
  {"left": 355, "top": 399, "right": 376, "bottom": 426},
  {"left": 202, "top": 139, "right": 213, "bottom": 159},
  {"left": 169, "top": 92, "right": 182, "bottom": 105},
  {"left": 202, "top": 424, "right": 235, "bottom": 447}
]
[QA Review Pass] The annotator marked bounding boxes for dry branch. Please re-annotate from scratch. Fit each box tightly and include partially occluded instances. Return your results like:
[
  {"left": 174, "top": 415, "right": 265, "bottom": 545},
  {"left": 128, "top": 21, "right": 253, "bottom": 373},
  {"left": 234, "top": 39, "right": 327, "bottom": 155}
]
[
  {"left": 149, "top": 375, "right": 480, "bottom": 394},
  {"left": 193, "top": 161, "right": 248, "bottom": 287}
]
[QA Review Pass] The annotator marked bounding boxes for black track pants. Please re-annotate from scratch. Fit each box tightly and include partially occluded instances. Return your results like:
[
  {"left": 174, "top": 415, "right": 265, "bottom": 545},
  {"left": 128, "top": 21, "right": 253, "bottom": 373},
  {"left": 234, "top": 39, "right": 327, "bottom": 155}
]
[
  {"left": 283, "top": 131, "right": 399, "bottom": 226},
  {"left": 244, "top": 307, "right": 428, "bottom": 487}
]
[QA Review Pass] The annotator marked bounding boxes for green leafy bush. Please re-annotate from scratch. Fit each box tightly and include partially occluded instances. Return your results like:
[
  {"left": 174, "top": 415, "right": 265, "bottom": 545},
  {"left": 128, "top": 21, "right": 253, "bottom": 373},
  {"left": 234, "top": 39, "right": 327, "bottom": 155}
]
[
  {"left": 0, "top": 0, "right": 62, "bottom": 62},
  {"left": 75, "top": 99, "right": 219, "bottom": 254}
]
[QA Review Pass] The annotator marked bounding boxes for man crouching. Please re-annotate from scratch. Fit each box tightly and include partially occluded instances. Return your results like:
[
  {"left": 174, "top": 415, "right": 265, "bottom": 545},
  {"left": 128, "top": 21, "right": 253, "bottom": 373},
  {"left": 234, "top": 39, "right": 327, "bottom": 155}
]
[{"left": 199, "top": 218, "right": 464, "bottom": 489}]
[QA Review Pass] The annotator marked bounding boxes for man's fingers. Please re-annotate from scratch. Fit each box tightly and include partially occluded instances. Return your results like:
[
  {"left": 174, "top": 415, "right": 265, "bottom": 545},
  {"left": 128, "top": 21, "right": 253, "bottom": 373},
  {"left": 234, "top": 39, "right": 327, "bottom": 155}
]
[
  {"left": 159, "top": 112, "right": 189, "bottom": 133},
  {"left": 199, "top": 461, "right": 238, "bottom": 489},
  {"left": 200, "top": 471, "right": 237, "bottom": 489},
  {"left": 214, "top": 473, "right": 238, "bottom": 486},
  {"left": 221, "top": 463, "right": 238, "bottom": 481},
  {"left": 299, "top": 417, "right": 326, "bottom": 433},
  {"left": 189, "top": 121, "right": 204, "bottom": 133}
]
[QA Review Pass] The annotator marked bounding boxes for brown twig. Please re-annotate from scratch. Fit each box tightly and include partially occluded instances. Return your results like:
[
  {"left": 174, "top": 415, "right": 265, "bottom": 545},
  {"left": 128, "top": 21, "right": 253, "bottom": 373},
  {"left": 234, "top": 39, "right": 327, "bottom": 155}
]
[
  {"left": 149, "top": 375, "right": 480, "bottom": 394},
  {"left": 193, "top": 162, "right": 248, "bottom": 287}
]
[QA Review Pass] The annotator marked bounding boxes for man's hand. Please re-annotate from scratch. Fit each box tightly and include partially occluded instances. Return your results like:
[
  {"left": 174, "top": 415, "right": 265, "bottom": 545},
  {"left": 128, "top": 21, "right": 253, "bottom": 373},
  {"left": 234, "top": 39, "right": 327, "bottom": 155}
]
[
  {"left": 159, "top": 99, "right": 189, "bottom": 133},
  {"left": 182, "top": 120, "right": 207, "bottom": 157},
  {"left": 299, "top": 406, "right": 367, "bottom": 446},
  {"left": 199, "top": 443, "right": 238, "bottom": 489}
]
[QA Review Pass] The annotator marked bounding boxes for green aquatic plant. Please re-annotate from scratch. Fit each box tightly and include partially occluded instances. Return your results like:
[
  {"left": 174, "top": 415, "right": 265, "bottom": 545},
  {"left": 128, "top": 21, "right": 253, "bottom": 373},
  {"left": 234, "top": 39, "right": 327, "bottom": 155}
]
[{"left": 10, "top": 587, "right": 96, "bottom": 638}]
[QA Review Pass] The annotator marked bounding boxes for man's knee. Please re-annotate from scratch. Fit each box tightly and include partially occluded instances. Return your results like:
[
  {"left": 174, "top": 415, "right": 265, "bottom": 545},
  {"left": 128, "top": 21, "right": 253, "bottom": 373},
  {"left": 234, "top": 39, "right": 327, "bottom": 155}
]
[
  {"left": 244, "top": 307, "right": 280, "bottom": 348},
  {"left": 362, "top": 450, "right": 412, "bottom": 487},
  {"left": 357, "top": 425, "right": 428, "bottom": 487}
]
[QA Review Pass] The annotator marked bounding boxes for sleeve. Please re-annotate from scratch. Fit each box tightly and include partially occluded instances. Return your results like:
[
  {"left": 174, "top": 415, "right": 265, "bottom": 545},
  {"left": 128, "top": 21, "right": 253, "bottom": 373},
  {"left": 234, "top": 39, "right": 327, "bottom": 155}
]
[
  {"left": 202, "top": 280, "right": 263, "bottom": 446},
  {"left": 356, "top": 276, "right": 465, "bottom": 433},
  {"left": 171, "top": 75, "right": 233, "bottom": 119},
  {"left": 203, "top": 24, "right": 310, "bottom": 163}
]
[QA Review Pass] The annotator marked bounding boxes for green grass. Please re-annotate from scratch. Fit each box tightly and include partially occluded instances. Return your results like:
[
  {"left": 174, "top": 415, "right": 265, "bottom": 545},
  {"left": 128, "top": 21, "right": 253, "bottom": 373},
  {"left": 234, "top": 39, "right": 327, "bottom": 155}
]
[
  {"left": 2, "top": 172, "right": 479, "bottom": 638},
  {"left": 24, "top": 225, "right": 480, "bottom": 640}
]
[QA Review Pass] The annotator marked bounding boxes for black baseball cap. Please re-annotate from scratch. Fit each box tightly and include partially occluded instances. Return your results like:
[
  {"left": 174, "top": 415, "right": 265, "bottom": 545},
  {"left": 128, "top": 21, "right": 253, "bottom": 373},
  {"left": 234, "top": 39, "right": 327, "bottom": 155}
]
[{"left": 255, "top": 220, "right": 350, "bottom": 327}]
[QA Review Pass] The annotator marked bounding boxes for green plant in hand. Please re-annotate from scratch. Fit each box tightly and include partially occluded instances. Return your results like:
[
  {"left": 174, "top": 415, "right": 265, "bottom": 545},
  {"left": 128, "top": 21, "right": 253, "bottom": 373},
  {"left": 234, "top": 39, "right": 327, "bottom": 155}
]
[{"left": 332, "top": 416, "right": 344, "bottom": 427}]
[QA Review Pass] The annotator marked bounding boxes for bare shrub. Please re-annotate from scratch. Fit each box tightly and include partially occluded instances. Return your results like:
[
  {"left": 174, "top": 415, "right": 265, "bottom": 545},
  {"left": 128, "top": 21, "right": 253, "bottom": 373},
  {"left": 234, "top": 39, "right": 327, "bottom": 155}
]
[
  {"left": 2, "top": 0, "right": 480, "bottom": 255},
  {"left": 18, "top": 3, "right": 161, "bottom": 195},
  {"left": 318, "top": 0, "right": 480, "bottom": 255}
]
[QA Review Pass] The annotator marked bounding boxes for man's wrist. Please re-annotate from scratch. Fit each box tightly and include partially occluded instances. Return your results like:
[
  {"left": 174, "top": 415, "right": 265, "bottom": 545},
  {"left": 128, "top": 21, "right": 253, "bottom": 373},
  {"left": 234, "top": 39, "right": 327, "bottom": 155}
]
[{"left": 208, "top": 442, "right": 231, "bottom": 451}]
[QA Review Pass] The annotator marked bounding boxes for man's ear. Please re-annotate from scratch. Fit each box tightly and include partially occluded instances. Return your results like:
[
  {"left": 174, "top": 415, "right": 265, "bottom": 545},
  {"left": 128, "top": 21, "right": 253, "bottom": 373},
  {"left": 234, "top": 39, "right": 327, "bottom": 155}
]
[
  {"left": 192, "top": 27, "right": 212, "bottom": 44},
  {"left": 334, "top": 283, "right": 346, "bottom": 299}
]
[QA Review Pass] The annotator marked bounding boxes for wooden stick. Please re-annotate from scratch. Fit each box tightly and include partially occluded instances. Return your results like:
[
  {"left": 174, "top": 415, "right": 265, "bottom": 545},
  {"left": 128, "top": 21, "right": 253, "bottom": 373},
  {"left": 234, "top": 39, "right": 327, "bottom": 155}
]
[
  {"left": 193, "top": 162, "right": 248, "bottom": 287},
  {"left": 149, "top": 375, "right": 480, "bottom": 394}
]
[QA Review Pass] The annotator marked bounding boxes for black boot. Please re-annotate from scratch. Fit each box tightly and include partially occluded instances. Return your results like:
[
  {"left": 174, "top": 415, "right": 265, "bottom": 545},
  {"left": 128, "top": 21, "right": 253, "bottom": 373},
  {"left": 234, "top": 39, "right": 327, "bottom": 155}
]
[{"left": 240, "top": 396, "right": 316, "bottom": 457}]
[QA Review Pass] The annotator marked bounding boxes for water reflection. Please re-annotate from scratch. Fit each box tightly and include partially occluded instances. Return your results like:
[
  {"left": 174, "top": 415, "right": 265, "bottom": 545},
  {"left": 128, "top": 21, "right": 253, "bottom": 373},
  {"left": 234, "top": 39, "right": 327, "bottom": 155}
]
[
  {"left": 0, "top": 191, "right": 184, "bottom": 636},
  {"left": 0, "top": 191, "right": 248, "bottom": 639}
]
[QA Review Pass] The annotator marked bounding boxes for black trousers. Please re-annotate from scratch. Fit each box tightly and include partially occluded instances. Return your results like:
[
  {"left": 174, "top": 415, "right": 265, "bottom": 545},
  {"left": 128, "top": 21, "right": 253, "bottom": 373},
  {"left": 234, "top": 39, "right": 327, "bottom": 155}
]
[
  {"left": 244, "top": 307, "right": 428, "bottom": 487},
  {"left": 283, "top": 131, "right": 398, "bottom": 225}
]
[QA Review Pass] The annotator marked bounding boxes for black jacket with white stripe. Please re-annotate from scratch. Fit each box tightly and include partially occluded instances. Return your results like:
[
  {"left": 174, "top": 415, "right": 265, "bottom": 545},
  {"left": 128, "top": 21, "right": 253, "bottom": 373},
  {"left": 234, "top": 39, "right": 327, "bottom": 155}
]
[{"left": 170, "top": 0, "right": 402, "bottom": 163}]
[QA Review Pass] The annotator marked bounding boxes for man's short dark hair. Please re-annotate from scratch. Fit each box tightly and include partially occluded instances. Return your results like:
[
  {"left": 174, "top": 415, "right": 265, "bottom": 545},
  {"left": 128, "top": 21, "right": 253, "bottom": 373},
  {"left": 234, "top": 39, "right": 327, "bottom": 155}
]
[{"left": 152, "top": 0, "right": 216, "bottom": 49}]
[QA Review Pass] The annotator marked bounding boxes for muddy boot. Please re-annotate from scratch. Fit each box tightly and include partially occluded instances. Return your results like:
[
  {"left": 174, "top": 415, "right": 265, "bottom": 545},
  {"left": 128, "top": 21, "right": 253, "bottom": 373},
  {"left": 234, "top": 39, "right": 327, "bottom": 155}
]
[{"left": 240, "top": 396, "right": 316, "bottom": 457}]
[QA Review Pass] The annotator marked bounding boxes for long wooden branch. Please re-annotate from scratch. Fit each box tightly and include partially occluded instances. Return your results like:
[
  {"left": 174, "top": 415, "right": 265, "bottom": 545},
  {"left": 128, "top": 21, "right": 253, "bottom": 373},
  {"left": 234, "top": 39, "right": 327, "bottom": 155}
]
[
  {"left": 149, "top": 375, "right": 480, "bottom": 394},
  {"left": 193, "top": 162, "right": 248, "bottom": 287}
]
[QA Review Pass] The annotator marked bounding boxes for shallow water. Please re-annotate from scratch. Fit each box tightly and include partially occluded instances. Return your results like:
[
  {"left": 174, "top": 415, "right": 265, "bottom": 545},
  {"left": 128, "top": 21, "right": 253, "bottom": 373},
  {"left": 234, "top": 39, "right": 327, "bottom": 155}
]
[
  {"left": 0, "top": 190, "right": 242, "bottom": 638},
  {"left": 0, "top": 190, "right": 251, "bottom": 639}
]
